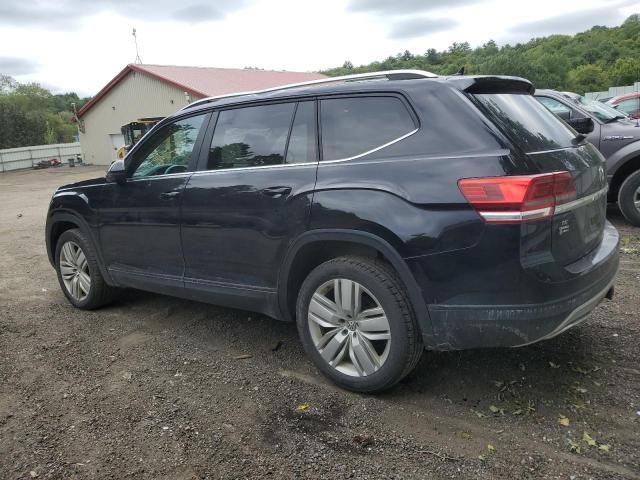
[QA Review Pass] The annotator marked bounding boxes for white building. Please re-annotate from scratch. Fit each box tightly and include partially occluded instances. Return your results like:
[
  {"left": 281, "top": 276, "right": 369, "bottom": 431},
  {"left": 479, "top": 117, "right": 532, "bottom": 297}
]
[{"left": 76, "top": 64, "right": 326, "bottom": 165}]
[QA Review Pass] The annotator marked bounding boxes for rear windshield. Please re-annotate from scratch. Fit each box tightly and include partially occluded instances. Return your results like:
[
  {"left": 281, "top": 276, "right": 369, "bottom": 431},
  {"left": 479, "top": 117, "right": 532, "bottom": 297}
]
[{"left": 474, "top": 93, "right": 577, "bottom": 153}]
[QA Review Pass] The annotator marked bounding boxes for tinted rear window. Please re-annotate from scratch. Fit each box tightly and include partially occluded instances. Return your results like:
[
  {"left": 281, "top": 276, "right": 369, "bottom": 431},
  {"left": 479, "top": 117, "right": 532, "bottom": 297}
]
[
  {"left": 475, "top": 94, "right": 576, "bottom": 153},
  {"left": 207, "top": 103, "right": 295, "bottom": 170},
  {"left": 320, "top": 96, "right": 415, "bottom": 161}
]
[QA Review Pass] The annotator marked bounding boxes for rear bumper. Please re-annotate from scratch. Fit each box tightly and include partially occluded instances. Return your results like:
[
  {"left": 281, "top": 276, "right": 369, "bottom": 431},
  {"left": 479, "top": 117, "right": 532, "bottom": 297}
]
[{"left": 417, "top": 222, "right": 619, "bottom": 350}]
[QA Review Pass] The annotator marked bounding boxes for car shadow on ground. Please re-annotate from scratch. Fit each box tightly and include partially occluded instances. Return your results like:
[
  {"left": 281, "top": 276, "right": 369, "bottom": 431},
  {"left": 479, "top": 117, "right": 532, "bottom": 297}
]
[{"left": 110, "top": 287, "right": 609, "bottom": 409}]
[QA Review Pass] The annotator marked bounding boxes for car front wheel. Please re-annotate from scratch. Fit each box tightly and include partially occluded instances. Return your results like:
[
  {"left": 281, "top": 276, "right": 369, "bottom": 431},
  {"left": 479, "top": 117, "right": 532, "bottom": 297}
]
[
  {"left": 55, "top": 228, "right": 116, "bottom": 309},
  {"left": 296, "top": 256, "right": 423, "bottom": 393}
]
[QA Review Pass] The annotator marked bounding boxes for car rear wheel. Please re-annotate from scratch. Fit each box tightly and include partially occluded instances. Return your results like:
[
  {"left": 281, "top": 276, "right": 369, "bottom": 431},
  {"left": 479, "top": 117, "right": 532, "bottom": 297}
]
[
  {"left": 55, "top": 228, "right": 116, "bottom": 309},
  {"left": 618, "top": 169, "right": 640, "bottom": 227},
  {"left": 296, "top": 256, "right": 423, "bottom": 393}
]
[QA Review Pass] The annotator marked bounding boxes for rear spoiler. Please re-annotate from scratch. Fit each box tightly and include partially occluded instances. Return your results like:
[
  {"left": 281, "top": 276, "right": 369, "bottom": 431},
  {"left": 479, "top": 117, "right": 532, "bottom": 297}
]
[{"left": 446, "top": 76, "right": 534, "bottom": 95}]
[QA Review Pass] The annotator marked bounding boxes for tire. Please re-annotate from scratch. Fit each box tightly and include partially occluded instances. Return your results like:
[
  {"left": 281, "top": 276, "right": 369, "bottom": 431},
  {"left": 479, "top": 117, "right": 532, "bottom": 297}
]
[
  {"left": 618, "top": 169, "right": 640, "bottom": 227},
  {"left": 55, "top": 228, "right": 116, "bottom": 310},
  {"left": 295, "top": 256, "right": 423, "bottom": 393}
]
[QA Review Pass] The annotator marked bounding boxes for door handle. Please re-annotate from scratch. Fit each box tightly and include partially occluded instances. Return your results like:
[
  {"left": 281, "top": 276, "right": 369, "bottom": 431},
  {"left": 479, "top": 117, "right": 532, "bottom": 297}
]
[
  {"left": 261, "top": 186, "right": 292, "bottom": 197},
  {"left": 160, "top": 191, "right": 181, "bottom": 200}
]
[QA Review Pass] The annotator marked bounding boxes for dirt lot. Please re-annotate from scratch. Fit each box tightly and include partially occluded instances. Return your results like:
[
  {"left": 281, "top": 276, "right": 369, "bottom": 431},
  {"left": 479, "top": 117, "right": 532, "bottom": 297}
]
[{"left": 1, "top": 166, "right": 639, "bottom": 479}]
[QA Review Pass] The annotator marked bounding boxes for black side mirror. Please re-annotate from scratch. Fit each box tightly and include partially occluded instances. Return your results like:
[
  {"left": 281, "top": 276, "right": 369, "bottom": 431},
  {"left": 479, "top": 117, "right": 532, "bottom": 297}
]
[
  {"left": 567, "top": 116, "right": 594, "bottom": 134},
  {"left": 106, "top": 159, "right": 127, "bottom": 184},
  {"left": 556, "top": 110, "right": 572, "bottom": 121}
]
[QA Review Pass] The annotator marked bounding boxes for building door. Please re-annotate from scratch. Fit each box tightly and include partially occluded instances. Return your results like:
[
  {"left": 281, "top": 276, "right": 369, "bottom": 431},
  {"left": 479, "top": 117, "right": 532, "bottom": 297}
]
[{"left": 109, "top": 133, "right": 125, "bottom": 163}]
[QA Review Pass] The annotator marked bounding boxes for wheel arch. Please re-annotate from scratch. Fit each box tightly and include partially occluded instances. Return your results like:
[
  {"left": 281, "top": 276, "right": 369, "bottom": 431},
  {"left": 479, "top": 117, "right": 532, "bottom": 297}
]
[
  {"left": 277, "top": 229, "right": 433, "bottom": 345},
  {"left": 46, "top": 211, "right": 116, "bottom": 286},
  {"left": 608, "top": 148, "right": 640, "bottom": 202}
]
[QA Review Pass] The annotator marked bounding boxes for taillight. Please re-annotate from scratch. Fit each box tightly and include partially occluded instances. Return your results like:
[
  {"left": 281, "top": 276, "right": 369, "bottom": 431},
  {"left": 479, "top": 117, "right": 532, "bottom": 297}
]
[{"left": 458, "top": 172, "right": 576, "bottom": 224}]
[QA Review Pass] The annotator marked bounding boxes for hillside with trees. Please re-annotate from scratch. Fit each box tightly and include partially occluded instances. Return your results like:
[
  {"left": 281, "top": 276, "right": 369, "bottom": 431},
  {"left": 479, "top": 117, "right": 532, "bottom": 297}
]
[
  {"left": 323, "top": 14, "right": 640, "bottom": 94},
  {"left": 0, "top": 75, "right": 87, "bottom": 150}
]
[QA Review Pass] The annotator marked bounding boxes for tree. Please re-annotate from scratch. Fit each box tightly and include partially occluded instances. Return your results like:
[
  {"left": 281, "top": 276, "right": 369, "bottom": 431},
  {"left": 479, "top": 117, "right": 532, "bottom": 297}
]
[
  {"left": 567, "top": 64, "right": 611, "bottom": 94},
  {"left": 425, "top": 48, "right": 441, "bottom": 65},
  {"left": 0, "top": 98, "right": 46, "bottom": 149},
  {"left": 611, "top": 57, "right": 640, "bottom": 85},
  {"left": 0, "top": 78, "right": 84, "bottom": 148},
  {"left": 321, "top": 14, "right": 640, "bottom": 93},
  {"left": 0, "top": 74, "right": 18, "bottom": 93},
  {"left": 401, "top": 50, "right": 413, "bottom": 61}
]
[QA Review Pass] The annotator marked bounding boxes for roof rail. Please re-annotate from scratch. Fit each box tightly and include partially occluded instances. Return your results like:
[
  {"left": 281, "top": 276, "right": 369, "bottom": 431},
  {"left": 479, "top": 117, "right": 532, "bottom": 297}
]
[{"left": 181, "top": 69, "right": 438, "bottom": 111}]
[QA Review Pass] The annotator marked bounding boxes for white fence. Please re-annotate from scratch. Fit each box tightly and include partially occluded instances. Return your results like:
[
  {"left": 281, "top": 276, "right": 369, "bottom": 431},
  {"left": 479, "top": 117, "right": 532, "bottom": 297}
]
[
  {"left": 586, "top": 82, "right": 640, "bottom": 100},
  {"left": 0, "top": 142, "right": 82, "bottom": 172}
]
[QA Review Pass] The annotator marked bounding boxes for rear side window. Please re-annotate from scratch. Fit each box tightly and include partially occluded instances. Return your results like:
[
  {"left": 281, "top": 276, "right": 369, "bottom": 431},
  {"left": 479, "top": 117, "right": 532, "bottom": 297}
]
[
  {"left": 475, "top": 94, "right": 576, "bottom": 153},
  {"left": 207, "top": 103, "right": 295, "bottom": 170},
  {"left": 320, "top": 96, "right": 415, "bottom": 161}
]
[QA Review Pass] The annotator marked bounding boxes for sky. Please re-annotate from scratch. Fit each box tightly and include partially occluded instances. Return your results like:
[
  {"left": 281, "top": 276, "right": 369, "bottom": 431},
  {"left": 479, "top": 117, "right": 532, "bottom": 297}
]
[{"left": 0, "top": 0, "right": 639, "bottom": 96}]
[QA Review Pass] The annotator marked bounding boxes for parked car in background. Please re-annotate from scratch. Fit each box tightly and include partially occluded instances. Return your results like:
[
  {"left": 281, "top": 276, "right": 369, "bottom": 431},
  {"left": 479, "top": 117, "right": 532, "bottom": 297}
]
[
  {"left": 46, "top": 72, "right": 619, "bottom": 393},
  {"left": 535, "top": 89, "right": 640, "bottom": 226},
  {"left": 607, "top": 92, "right": 640, "bottom": 119}
]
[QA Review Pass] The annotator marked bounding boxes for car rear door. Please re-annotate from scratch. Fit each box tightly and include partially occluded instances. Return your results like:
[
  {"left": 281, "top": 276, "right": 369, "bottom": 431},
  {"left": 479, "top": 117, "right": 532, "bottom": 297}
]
[
  {"left": 98, "top": 112, "right": 210, "bottom": 294},
  {"left": 179, "top": 100, "right": 318, "bottom": 311}
]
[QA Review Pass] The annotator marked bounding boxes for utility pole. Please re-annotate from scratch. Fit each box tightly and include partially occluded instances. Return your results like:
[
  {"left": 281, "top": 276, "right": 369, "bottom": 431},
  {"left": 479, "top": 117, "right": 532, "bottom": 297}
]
[
  {"left": 71, "top": 102, "right": 81, "bottom": 142},
  {"left": 133, "top": 28, "right": 142, "bottom": 64}
]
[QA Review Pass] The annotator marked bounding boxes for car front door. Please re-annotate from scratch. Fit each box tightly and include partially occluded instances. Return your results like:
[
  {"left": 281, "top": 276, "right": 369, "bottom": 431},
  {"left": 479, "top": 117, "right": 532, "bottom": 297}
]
[
  {"left": 179, "top": 101, "right": 318, "bottom": 311},
  {"left": 99, "top": 112, "right": 210, "bottom": 295}
]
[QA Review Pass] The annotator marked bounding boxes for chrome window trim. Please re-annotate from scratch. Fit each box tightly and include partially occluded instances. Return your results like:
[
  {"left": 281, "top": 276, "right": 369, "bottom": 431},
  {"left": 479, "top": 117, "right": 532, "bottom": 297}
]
[
  {"left": 190, "top": 128, "right": 419, "bottom": 175},
  {"left": 126, "top": 171, "right": 192, "bottom": 182},
  {"left": 191, "top": 161, "right": 318, "bottom": 176},
  {"left": 320, "top": 128, "right": 419, "bottom": 164}
]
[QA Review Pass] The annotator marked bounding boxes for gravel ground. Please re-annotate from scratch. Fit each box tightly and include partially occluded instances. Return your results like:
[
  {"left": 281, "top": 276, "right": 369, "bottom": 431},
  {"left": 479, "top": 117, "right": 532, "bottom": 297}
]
[{"left": 1, "top": 166, "right": 639, "bottom": 480}]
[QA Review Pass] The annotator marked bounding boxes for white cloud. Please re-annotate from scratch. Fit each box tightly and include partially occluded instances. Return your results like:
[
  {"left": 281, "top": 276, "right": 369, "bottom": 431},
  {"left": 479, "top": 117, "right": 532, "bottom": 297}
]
[{"left": 0, "top": 0, "right": 638, "bottom": 95}]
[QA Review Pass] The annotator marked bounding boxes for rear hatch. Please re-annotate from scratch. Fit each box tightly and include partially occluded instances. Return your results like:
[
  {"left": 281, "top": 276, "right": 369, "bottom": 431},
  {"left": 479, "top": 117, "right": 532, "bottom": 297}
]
[{"left": 473, "top": 92, "right": 607, "bottom": 265}]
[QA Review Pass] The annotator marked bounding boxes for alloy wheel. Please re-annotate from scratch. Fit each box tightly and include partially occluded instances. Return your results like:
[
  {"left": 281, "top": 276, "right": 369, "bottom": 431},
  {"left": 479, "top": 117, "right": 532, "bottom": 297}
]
[
  {"left": 307, "top": 278, "right": 391, "bottom": 377},
  {"left": 634, "top": 185, "right": 640, "bottom": 212},
  {"left": 59, "top": 241, "right": 91, "bottom": 301}
]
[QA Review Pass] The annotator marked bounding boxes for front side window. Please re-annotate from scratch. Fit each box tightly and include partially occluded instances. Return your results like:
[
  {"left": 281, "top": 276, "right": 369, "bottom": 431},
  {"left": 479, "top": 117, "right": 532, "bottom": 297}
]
[
  {"left": 131, "top": 114, "right": 206, "bottom": 178},
  {"left": 616, "top": 98, "right": 640, "bottom": 115},
  {"left": 536, "top": 96, "right": 572, "bottom": 116},
  {"left": 568, "top": 94, "right": 621, "bottom": 122},
  {"left": 207, "top": 103, "right": 295, "bottom": 170},
  {"left": 320, "top": 96, "right": 415, "bottom": 161}
]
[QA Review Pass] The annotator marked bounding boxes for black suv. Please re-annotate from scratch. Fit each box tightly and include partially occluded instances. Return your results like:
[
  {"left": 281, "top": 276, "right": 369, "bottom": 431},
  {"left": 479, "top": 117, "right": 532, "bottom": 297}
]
[{"left": 46, "top": 71, "right": 619, "bottom": 392}]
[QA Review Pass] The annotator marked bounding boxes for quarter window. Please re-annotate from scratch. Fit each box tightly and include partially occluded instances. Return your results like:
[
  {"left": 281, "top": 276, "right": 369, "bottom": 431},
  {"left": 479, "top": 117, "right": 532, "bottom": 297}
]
[
  {"left": 320, "top": 97, "right": 415, "bottom": 161},
  {"left": 131, "top": 114, "right": 206, "bottom": 178},
  {"left": 286, "top": 101, "right": 317, "bottom": 164},
  {"left": 208, "top": 103, "right": 295, "bottom": 170}
]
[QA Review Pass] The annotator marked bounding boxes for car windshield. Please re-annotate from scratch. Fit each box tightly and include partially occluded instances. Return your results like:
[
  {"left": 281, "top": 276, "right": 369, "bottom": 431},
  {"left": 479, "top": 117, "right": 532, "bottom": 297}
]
[{"left": 565, "top": 93, "right": 625, "bottom": 121}]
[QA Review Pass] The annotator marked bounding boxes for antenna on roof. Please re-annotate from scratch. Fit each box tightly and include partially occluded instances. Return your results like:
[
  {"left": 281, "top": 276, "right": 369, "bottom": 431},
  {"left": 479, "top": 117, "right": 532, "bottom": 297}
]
[{"left": 132, "top": 28, "right": 142, "bottom": 64}]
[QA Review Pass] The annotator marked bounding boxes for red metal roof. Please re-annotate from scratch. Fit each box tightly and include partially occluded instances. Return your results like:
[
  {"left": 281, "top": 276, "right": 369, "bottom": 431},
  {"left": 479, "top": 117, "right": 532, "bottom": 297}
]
[{"left": 77, "top": 64, "right": 327, "bottom": 118}]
